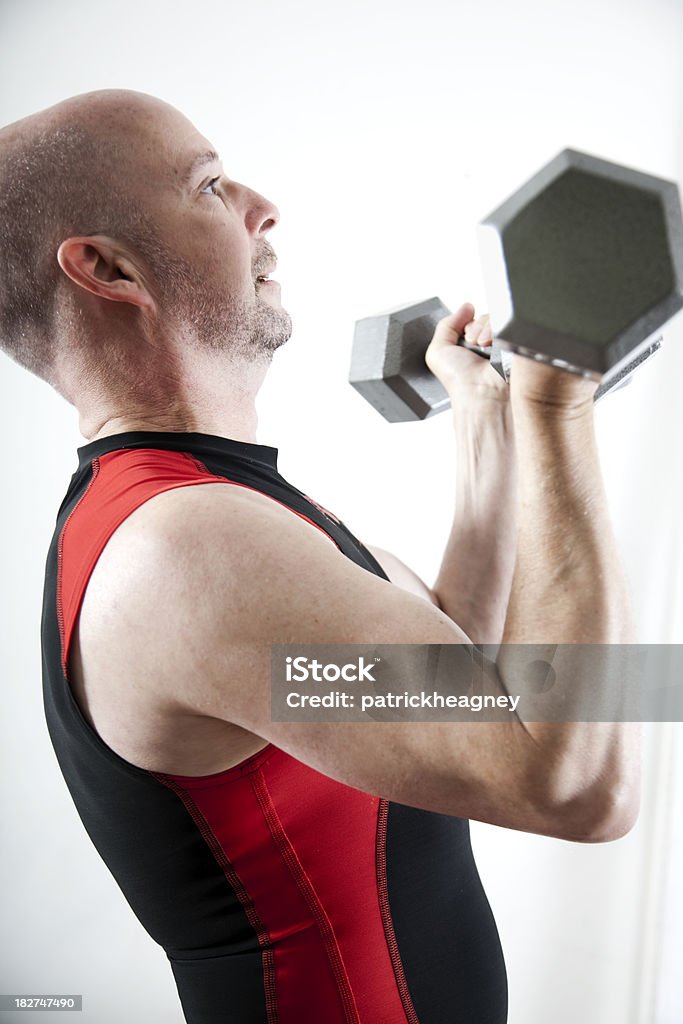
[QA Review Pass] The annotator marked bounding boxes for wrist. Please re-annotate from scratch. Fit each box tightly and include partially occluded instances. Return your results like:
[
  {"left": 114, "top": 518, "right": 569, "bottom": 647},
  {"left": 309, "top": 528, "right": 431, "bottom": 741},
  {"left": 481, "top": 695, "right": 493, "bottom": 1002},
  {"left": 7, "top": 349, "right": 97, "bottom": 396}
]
[
  {"left": 509, "top": 356, "right": 599, "bottom": 412},
  {"left": 510, "top": 392, "right": 595, "bottom": 425}
]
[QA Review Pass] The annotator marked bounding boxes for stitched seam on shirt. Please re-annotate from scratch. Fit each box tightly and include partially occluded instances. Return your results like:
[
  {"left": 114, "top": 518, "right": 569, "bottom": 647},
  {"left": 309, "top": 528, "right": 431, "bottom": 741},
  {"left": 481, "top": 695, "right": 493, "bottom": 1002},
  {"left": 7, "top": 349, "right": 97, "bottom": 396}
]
[
  {"left": 152, "top": 771, "right": 279, "bottom": 1024},
  {"left": 376, "top": 799, "right": 421, "bottom": 1024},
  {"left": 250, "top": 769, "right": 360, "bottom": 1024}
]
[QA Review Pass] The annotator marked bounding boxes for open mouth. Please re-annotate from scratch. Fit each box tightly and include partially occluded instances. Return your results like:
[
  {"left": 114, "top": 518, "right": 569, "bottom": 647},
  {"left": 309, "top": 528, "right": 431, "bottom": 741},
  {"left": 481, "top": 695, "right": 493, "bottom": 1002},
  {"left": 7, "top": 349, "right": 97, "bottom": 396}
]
[
  {"left": 255, "top": 271, "right": 279, "bottom": 289},
  {"left": 255, "top": 260, "right": 277, "bottom": 285}
]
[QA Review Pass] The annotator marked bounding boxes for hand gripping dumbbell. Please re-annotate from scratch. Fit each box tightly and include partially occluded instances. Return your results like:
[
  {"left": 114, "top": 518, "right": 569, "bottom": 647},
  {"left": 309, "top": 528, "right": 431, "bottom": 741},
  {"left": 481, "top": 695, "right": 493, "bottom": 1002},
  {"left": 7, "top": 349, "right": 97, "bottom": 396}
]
[{"left": 349, "top": 149, "right": 683, "bottom": 421}]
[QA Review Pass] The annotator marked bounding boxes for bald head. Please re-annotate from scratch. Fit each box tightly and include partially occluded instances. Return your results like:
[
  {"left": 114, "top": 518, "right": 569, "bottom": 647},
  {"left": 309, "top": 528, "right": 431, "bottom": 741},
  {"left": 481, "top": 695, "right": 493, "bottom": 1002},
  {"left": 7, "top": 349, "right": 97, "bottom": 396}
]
[{"left": 0, "top": 91, "right": 178, "bottom": 387}]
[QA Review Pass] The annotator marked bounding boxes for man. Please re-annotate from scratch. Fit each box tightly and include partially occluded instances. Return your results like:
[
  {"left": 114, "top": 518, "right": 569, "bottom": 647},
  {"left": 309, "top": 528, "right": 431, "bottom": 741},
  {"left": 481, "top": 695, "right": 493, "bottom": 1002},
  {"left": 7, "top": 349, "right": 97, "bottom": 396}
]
[{"left": 0, "top": 90, "right": 639, "bottom": 1023}]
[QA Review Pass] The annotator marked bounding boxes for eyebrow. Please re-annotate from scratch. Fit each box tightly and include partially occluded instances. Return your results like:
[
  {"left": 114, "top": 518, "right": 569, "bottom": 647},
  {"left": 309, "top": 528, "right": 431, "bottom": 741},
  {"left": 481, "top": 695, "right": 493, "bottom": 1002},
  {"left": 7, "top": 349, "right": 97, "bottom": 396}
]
[{"left": 181, "top": 149, "right": 221, "bottom": 186}]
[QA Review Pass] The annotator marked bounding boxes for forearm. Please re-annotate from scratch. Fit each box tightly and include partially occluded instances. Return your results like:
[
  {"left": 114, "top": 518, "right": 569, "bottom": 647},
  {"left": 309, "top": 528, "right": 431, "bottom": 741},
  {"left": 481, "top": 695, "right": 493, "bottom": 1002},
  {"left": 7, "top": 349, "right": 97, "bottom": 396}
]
[
  {"left": 497, "top": 395, "right": 639, "bottom": 832},
  {"left": 432, "top": 396, "right": 517, "bottom": 645},
  {"left": 502, "top": 398, "right": 635, "bottom": 645}
]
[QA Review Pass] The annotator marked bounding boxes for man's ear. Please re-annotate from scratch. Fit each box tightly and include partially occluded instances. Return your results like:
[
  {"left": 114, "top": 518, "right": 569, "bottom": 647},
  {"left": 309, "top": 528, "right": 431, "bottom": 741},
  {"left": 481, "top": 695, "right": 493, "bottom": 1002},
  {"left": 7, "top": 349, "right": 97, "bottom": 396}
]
[{"left": 56, "top": 235, "right": 155, "bottom": 310}]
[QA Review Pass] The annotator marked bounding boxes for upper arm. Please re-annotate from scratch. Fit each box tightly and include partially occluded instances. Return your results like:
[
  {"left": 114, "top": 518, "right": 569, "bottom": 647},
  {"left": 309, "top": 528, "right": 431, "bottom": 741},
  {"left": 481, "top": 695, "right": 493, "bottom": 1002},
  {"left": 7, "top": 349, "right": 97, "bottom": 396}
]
[
  {"left": 364, "top": 544, "right": 440, "bottom": 607},
  {"left": 91, "top": 483, "right": 577, "bottom": 839}
]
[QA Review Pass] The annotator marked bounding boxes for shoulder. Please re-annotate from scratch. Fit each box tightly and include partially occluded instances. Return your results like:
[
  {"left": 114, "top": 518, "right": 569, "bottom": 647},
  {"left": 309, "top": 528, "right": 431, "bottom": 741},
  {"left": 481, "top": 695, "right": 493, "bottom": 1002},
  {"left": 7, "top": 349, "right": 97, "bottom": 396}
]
[
  {"left": 85, "top": 478, "right": 371, "bottom": 645},
  {"left": 101, "top": 478, "right": 341, "bottom": 580}
]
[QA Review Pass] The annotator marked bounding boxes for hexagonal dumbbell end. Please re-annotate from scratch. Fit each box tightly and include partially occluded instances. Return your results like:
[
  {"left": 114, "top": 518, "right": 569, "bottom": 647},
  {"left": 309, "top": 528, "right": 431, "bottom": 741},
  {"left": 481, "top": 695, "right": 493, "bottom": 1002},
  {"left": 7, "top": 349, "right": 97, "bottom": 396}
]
[
  {"left": 349, "top": 297, "right": 451, "bottom": 421},
  {"left": 478, "top": 148, "right": 683, "bottom": 386},
  {"left": 349, "top": 297, "right": 507, "bottom": 422}
]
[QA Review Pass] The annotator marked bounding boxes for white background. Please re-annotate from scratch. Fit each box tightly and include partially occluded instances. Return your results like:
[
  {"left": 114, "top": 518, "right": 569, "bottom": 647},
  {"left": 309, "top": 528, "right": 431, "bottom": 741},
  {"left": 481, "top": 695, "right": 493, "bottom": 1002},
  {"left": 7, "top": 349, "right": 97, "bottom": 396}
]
[{"left": 0, "top": 0, "right": 682, "bottom": 1021}]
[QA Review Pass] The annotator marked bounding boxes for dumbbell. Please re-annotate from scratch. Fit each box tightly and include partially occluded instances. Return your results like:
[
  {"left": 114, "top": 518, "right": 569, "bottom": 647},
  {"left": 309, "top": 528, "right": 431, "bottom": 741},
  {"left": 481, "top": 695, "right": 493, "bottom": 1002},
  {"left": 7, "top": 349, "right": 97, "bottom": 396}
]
[{"left": 349, "top": 149, "right": 683, "bottom": 421}]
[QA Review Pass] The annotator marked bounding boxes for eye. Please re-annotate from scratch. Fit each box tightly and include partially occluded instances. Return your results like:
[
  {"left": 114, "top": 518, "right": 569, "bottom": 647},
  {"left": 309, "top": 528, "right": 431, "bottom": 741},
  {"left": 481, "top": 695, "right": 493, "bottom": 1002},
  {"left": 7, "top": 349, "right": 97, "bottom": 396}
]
[{"left": 200, "top": 176, "right": 221, "bottom": 196}]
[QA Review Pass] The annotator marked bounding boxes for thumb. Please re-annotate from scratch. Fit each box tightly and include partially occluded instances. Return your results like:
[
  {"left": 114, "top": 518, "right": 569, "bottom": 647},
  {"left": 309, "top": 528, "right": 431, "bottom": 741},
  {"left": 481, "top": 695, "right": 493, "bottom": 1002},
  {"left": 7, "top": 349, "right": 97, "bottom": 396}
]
[{"left": 426, "top": 302, "right": 474, "bottom": 358}]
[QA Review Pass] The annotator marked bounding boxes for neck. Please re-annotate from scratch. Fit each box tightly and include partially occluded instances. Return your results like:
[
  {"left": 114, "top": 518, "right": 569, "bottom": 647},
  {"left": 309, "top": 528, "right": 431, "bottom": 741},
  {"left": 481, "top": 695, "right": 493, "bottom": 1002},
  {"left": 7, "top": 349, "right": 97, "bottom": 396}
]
[{"left": 77, "top": 348, "right": 271, "bottom": 445}]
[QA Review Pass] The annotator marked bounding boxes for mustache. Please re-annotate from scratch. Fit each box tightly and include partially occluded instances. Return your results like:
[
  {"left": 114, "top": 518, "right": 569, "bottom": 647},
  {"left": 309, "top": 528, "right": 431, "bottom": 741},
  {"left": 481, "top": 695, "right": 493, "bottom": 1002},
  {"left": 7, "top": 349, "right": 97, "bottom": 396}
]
[{"left": 253, "top": 242, "right": 277, "bottom": 278}]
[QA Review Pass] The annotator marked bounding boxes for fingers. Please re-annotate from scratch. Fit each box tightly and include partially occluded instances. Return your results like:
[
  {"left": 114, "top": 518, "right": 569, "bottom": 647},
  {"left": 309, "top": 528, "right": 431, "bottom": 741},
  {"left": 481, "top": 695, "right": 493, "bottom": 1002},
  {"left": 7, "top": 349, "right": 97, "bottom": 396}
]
[
  {"left": 428, "top": 304, "right": 493, "bottom": 358},
  {"left": 464, "top": 313, "right": 492, "bottom": 347}
]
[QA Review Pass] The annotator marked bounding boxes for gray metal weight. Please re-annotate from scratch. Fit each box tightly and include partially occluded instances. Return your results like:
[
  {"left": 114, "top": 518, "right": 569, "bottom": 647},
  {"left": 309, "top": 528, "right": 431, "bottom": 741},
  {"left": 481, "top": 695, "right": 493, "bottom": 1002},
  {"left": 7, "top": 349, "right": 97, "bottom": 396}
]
[
  {"left": 350, "top": 297, "right": 456, "bottom": 422},
  {"left": 349, "top": 148, "right": 682, "bottom": 422}
]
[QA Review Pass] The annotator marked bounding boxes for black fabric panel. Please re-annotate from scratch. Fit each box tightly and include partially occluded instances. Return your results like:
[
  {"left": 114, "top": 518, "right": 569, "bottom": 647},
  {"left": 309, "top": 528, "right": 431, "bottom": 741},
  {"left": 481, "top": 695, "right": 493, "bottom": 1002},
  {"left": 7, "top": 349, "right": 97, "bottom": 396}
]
[
  {"left": 75, "top": 430, "right": 279, "bottom": 473},
  {"left": 169, "top": 951, "right": 269, "bottom": 1024},
  {"left": 385, "top": 802, "right": 508, "bottom": 1024}
]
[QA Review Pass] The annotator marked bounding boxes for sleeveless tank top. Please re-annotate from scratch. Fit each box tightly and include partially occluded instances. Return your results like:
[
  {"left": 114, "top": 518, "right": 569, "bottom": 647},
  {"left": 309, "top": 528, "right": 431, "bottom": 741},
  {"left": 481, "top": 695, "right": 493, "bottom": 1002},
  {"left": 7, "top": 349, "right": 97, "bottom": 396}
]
[{"left": 41, "top": 430, "right": 508, "bottom": 1023}]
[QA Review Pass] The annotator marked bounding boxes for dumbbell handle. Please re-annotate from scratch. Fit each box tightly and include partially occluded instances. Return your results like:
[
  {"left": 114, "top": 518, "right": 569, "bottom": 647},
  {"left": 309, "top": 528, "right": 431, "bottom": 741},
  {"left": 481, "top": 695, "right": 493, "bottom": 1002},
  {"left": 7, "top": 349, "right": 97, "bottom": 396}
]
[{"left": 456, "top": 338, "right": 493, "bottom": 359}]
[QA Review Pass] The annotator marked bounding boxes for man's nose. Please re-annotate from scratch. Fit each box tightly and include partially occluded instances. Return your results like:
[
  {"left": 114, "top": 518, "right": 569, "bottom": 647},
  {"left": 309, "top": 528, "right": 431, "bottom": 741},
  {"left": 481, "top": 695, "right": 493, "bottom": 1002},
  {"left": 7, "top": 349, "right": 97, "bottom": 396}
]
[{"left": 233, "top": 181, "right": 280, "bottom": 236}]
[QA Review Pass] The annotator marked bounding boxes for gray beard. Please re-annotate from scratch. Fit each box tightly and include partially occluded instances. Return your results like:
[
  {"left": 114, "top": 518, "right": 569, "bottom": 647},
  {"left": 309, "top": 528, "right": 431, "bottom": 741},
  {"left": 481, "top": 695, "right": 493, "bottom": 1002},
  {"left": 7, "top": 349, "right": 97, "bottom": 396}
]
[
  {"left": 144, "top": 240, "right": 293, "bottom": 361},
  {"left": 180, "top": 286, "right": 293, "bottom": 361}
]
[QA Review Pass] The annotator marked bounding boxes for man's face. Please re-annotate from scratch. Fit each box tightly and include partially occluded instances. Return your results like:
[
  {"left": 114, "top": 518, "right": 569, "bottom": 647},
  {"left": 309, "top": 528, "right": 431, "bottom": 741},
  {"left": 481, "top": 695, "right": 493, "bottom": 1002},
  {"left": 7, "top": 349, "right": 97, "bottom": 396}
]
[{"left": 121, "top": 98, "right": 292, "bottom": 360}]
